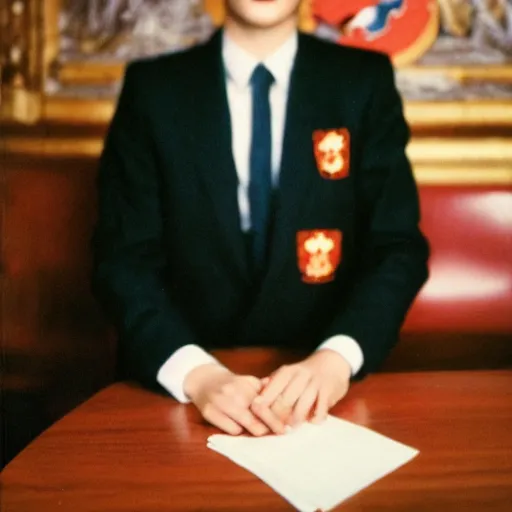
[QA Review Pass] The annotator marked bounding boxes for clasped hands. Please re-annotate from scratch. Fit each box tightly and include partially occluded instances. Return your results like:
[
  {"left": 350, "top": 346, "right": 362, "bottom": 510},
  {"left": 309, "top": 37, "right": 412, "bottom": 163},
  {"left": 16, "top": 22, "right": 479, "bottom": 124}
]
[{"left": 184, "top": 349, "right": 352, "bottom": 436}]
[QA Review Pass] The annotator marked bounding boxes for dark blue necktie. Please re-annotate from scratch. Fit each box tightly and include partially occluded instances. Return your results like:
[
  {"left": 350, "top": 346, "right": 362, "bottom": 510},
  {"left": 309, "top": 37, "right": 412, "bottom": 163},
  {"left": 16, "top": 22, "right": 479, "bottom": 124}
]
[{"left": 249, "top": 64, "right": 274, "bottom": 274}]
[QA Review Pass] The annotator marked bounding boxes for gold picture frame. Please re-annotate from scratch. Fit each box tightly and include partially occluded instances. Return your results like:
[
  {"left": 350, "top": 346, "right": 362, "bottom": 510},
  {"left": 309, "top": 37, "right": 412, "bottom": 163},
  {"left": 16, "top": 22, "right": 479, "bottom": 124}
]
[
  {"left": 1, "top": 0, "right": 512, "bottom": 128},
  {"left": 1, "top": 1, "right": 511, "bottom": 188}
]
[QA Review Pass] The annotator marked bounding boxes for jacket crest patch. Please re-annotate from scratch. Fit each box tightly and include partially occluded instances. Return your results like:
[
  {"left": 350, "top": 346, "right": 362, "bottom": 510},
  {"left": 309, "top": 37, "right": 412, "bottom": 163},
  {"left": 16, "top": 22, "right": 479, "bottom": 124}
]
[
  {"left": 297, "top": 230, "right": 342, "bottom": 283},
  {"left": 313, "top": 128, "right": 350, "bottom": 180}
]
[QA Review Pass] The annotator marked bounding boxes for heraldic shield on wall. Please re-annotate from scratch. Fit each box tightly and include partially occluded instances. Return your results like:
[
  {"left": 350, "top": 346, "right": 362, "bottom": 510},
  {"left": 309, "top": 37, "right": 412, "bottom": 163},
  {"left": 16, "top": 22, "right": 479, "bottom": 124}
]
[{"left": 304, "top": 0, "right": 440, "bottom": 66}]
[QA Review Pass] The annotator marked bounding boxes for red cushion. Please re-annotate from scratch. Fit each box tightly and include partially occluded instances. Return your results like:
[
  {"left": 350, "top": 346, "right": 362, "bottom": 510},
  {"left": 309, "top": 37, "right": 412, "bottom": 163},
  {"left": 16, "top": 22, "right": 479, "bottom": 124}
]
[{"left": 404, "top": 186, "right": 512, "bottom": 334}]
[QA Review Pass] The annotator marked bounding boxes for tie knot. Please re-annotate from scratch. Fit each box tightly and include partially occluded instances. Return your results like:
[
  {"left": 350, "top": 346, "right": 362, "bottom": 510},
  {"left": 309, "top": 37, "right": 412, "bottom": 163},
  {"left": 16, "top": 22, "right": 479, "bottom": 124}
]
[{"left": 250, "top": 64, "right": 275, "bottom": 92}]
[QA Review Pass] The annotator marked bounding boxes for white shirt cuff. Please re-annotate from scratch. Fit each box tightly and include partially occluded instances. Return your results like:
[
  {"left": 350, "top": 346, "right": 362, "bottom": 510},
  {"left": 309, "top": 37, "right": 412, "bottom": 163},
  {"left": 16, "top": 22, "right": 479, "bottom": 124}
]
[
  {"left": 156, "top": 344, "right": 225, "bottom": 403},
  {"left": 315, "top": 335, "right": 364, "bottom": 376}
]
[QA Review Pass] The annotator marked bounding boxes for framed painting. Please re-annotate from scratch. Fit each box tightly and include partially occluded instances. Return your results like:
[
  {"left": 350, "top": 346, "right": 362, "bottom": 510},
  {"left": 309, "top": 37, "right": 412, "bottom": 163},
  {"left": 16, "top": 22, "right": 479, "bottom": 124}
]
[{"left": 1, "top": 0, "right": 512, "bottom": 125}]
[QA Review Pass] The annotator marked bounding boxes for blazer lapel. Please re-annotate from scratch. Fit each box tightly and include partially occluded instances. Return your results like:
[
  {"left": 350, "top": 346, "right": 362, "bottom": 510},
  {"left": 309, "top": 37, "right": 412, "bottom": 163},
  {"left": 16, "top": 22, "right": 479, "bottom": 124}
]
[{"left": 185, "top": 31, "right": 250, "bottom": 283}]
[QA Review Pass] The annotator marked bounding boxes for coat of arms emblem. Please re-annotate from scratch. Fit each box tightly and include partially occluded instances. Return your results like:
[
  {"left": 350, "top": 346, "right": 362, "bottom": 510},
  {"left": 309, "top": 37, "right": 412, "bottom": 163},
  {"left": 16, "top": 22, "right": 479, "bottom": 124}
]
[
  {"left": 297, "top": 230, "right": 342, "bottom": 283},
  {"left": 313, "top": 128, "right": 350, "bottom": 180}
]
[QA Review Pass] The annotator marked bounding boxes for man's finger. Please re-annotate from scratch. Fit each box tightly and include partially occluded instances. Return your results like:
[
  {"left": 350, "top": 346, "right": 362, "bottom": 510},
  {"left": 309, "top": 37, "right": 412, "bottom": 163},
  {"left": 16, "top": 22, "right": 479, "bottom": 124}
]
[
  {"left": 256, "top": 366, "right": 293, "bottom": 406},
  {"left": 277, "top": 369, "right": 312, "bottom": 411},
  {"left": 311, "top": 386, "right": 330, "bottom": 424},
  {"left": 203, "top": 406, "right": 243, "bottom": 436},
  {"left": 242, "top": 375, "right": 263, "bottom": 393},
  {"left": 218, "top": 396, "right": 269, "bottom": 437},
  {"left": 270, "top": 397, "right": 293, "bottom": 424},
  {"left": 267, "top": 370, "right": 311, "bottom": 425},
  {"left": 233, "top": 379, "right": 266, "bottom": 409},
  {"left": 290, "top": 379, "right": 319, "bottom": 426},
  {"left": 251, "top": 399, "right": 287, "bottom": 435},
  {"left": 251, "top": 367, "right": 294, "bottom": 434}
]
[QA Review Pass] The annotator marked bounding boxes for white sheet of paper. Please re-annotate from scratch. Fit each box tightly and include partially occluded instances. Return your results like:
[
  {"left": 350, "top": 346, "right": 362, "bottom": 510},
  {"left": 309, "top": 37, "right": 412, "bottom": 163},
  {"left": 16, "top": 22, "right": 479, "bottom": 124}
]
[{"left": 207, "top": 415, "right": 419, "bottom": 512}]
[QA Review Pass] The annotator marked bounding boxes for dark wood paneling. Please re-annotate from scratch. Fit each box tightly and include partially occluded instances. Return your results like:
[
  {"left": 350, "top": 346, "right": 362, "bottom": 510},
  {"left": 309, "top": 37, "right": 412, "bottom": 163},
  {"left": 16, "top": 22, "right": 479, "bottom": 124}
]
[{"left": 1, "top": 154, "right": 115, "bottom": 468}]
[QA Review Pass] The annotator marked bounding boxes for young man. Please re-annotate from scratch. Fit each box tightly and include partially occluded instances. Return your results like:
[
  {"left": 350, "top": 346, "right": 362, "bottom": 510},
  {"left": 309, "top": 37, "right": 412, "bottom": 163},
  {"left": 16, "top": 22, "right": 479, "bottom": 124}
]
[{"left": 92, "top": 0, "right": 429, "bottom": 438}]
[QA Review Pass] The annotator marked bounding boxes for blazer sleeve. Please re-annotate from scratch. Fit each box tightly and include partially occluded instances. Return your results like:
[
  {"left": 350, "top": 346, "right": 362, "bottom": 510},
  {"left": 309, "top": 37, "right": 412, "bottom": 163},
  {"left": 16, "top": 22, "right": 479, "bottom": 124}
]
[
  {"left": 91, "top": 63, "right": 197, "bottom": 389},
  {"left": 324, "top": 54, "right": 430, "bottom": 376}
]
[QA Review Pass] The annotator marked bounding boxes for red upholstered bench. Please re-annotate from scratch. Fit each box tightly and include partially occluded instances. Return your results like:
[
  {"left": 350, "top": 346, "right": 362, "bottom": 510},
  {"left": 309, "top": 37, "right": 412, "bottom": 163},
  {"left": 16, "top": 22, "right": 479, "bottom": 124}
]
[
  {"left": 384, "top": 185, "right": 512, "bottom": 371},
  {"left": 2, "top": 153, "right": 511, "bottom": 469}
]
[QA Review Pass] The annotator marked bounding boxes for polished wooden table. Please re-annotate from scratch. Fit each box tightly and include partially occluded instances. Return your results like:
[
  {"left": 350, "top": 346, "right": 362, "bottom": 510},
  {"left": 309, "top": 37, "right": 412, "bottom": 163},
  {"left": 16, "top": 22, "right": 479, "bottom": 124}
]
[{"left": 2, "top": 349, "right": 512, "bottom": 511}]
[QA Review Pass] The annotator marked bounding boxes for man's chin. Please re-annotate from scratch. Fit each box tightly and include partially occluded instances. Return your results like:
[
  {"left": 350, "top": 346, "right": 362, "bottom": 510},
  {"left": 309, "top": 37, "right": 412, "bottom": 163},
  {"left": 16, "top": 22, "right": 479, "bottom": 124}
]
[{"left": 241, "top": 12, "right": 297, "bottom": 30}]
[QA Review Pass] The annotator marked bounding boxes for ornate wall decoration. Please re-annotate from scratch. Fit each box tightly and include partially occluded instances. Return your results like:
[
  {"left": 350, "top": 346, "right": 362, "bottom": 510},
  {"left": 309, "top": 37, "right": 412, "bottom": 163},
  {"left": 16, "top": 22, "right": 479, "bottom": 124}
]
[
  {"left": 1, "top": 0, "right": 511, "bottom": 123},
  {"left": 59, "top": 0, "right": 214, "bottom": 61},
  {"left": 0, "top": 0, "right": 44, "bottom": 121}
]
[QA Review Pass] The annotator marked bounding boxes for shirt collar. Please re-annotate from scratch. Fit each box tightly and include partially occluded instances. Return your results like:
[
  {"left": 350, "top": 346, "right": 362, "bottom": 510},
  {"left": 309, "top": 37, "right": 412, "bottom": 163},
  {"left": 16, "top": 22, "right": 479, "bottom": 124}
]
[{"left": 222, "top": 31, "right": 298, "bottom": 89}]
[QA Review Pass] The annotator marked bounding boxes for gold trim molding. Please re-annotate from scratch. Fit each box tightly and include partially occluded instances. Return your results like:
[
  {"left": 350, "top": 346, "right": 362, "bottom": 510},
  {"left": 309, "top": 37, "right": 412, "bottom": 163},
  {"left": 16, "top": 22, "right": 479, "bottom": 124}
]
[
  {"left": 3, "top": 136, "right": 103, "bottom": 157},
  {"left": 407, "top": 138, "right": 512, "bottom": 162},
  {"left": 55, "top": 61, "right": 512, "bottom": 88},
  {"left": 402, "top": 65, "right": 512, "bottom": 83},
  {"left": 35, "top": 96, "right": 512, "bottom": 128},
  {"left": 0, "top": 87, "right": 41, "bottom": 123},
  {"left": 4, "top": 135, "right": 511, "bottom": 186},
  {"left": 413, "top": 165, "right": 512, "bottom": 186},
  {"left": 58, "top": 62, "right": 125, "bottom": 86},
  {"left": 5, "top": 135, "right": 512, "bottom": 162},
  {"left": 404, "top": 101, "right": 512, "bottom": 127}
]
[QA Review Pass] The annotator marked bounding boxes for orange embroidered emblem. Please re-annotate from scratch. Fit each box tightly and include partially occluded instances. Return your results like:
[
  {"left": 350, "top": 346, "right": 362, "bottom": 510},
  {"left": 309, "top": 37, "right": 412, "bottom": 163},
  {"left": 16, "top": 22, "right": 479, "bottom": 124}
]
[
  {"left": 297, "top": 230, "right": 342, "bottom": 284},
  {"left": 312, "top": 128, "right": 350, "bottom": 179}
]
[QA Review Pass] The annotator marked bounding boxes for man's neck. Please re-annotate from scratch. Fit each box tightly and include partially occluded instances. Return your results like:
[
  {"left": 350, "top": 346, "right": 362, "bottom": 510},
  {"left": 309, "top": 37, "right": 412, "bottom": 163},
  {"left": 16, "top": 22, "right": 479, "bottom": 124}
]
[{"left": 223, "top": 19, "right": 297, "bottom": 60}]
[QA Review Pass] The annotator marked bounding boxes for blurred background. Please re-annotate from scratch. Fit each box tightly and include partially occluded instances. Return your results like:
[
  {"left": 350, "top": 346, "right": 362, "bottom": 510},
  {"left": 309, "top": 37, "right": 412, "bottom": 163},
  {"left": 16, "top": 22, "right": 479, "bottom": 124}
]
[{"left": 1, "top": 0, "right": 511, "bottom": 469}]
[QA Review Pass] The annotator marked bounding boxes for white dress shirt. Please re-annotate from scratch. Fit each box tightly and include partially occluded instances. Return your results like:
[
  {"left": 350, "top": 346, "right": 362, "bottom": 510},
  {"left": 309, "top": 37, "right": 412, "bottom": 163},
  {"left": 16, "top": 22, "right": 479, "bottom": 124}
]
[{"left": 157, "top": 32, "right": 364, "bottom": 403}]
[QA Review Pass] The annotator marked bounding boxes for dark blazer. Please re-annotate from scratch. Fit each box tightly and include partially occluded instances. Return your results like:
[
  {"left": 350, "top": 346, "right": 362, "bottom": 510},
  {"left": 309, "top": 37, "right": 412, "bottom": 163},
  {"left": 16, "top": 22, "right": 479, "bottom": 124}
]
[{"left": 91, "top": 31, "right": 429, "bottom": 389}]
